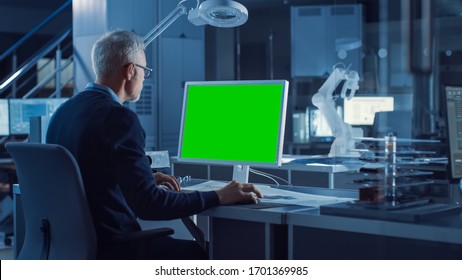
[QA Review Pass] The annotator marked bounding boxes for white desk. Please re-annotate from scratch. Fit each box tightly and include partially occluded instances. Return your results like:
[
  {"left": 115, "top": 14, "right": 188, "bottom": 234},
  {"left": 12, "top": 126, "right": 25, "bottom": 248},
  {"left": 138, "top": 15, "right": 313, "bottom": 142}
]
[
  {"left": 188, "top": 181, "right": 354, "bottom": 259},
  {"left": 190, "top": 181, "right": 462, "bottom": 259},
  {"left": 199, "top": 204, "right": 306, "bottom": 259},
  {"left": 13, "top": 178, "right": 462, "bottom": 259}
]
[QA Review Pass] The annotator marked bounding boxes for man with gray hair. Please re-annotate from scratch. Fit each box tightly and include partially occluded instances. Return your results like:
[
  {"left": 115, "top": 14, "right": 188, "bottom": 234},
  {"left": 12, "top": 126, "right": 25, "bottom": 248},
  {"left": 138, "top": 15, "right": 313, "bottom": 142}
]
[{"left": 46, "top": 30, "right": 262, "bottom": 259}]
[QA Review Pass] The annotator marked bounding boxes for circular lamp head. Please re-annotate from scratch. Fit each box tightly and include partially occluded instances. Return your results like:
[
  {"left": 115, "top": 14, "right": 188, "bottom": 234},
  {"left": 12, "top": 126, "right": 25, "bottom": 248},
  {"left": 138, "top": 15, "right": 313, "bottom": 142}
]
[{"left": 188, "top": 0, "right": 248, "bottom": 28}]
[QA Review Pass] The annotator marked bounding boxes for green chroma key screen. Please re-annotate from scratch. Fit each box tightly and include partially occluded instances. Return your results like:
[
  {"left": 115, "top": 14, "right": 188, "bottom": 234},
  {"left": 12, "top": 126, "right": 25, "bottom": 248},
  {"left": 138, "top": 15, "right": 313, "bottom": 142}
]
[{"left": 179, "top": 81, "right": 287, "bottom": 165}]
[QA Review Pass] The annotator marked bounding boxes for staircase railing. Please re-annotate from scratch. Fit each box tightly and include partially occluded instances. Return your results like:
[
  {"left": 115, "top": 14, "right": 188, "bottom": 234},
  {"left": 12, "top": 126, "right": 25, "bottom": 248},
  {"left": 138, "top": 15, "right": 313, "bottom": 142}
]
[{"left": 0, "top": 0, "right": 73, "bottom": 99}]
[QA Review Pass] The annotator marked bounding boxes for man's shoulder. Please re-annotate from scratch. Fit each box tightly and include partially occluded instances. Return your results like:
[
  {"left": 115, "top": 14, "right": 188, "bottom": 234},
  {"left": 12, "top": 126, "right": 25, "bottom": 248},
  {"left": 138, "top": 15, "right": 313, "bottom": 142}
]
[
  {"left": 106, "top": 102, "right": 139, "bottom": 124},
  {"left": 75, "top": 90, "right": 130, "bottom": 110}
]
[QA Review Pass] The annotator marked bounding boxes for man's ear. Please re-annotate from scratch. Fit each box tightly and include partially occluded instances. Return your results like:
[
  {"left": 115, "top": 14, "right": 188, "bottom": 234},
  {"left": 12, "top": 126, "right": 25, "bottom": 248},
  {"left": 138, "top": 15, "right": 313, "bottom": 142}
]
[{"left": 125, "top": 63, "right": 135, "bottom": 80}]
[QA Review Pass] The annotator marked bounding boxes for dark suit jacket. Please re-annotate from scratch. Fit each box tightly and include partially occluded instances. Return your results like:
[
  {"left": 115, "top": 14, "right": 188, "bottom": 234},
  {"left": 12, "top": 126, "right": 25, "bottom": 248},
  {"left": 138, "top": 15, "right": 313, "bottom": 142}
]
[{"left": 46, "top": 84, "right": 219, "bottom": 253}]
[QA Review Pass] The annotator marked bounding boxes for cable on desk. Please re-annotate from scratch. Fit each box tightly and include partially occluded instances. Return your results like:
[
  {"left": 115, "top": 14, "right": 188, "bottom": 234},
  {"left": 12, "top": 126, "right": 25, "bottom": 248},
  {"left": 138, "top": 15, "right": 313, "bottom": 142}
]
[{"left": 249, "top": 168, "right": 294, "bottom": 187}]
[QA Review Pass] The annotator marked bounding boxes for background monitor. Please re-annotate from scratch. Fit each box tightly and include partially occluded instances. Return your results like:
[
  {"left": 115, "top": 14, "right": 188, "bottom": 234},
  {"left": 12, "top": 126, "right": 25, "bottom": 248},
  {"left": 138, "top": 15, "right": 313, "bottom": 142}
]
[
  {"left": 371, "top": 94, "right": 412, "bottom": 138},
  {"left": 9, "top": 98, "right": 68, "bottom": 135},
  {"left": 343, "top": 96, "right": 394, "bottom": 125},
  {"left": 0, "top": 99, "right": 9, "bottom": 136},
  {"left": 177, "top": 80, "right": 288, "bottom": 182},
  {"left": 444, "top": 85, "right": 462, "bottom": 180},
  {"left": 308, "top": 106, "right": 343, "bottom": 141}
]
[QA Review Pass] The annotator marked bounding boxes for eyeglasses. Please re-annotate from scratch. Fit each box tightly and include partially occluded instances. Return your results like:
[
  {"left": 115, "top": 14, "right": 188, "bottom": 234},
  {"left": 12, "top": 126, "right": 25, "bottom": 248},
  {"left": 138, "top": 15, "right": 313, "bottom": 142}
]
[{"left": 134, "top": 63, "right": 153, "bottom": 78}]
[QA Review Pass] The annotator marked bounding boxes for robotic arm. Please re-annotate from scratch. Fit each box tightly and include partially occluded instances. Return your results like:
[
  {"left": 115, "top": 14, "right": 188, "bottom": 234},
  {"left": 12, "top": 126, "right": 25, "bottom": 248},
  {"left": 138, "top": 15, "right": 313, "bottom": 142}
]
[{"left": 311, "top": 66, "right": 362, "bottom": 157}]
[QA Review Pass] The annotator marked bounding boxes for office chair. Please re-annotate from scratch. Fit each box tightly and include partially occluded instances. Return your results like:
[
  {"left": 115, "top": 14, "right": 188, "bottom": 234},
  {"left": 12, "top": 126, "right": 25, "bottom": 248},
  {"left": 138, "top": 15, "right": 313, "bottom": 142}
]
[
  {"left": 0, "top": 195, "right": 14, "bottom": 246},
  {"left": 5, "top": 142, "right": 174, "bottom": 260}
]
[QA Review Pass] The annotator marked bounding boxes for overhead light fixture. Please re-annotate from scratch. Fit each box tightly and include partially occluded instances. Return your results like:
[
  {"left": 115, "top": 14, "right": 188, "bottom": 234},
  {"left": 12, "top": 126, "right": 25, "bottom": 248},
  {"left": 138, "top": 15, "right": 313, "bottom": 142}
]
[{"left": 144, "top": 0, "right": 248, "bottom": 47}]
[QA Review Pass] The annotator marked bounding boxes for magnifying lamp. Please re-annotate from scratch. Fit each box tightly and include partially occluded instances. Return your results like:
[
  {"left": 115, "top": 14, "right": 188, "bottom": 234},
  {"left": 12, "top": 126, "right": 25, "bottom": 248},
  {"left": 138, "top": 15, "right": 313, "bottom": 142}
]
[
  {"left": 188, "top": 0, "right": 248, "bottom": 27},
  {"left": 144, "top": 0, "right": 248, "bottom": 47}
]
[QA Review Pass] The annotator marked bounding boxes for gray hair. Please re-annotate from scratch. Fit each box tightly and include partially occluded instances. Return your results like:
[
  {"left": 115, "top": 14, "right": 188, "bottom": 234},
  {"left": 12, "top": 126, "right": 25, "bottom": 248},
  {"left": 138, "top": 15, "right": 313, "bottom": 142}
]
[{"left": 91, "top": 30, "right": 145, "bottom": 78}]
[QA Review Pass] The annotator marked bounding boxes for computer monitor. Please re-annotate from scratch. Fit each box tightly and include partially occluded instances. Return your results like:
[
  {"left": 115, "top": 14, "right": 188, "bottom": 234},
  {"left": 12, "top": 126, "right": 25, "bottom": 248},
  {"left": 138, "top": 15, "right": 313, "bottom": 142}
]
[
  {"left": 0, "top": 99, "right": 9, "bottom": 136},
  {"left": 443, "top": 85, "right": 462, "bottom": 180},
  {"left": 343, "top": 96, "right": 394, "bottom": 125},
  {"left": 9, "top": 98, "right": 68, "bottom": 135},
  {"left": 177, "top": 80, "right": 289, "bottom": 182},
  {"left": 308, "top": 106, "right": 343, "bottom": 141}
]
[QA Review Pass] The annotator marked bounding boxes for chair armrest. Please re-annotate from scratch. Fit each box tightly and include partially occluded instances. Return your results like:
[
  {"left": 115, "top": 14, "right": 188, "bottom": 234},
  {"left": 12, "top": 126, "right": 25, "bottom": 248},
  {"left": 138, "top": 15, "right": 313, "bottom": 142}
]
[{"left": 111, "top": 227, "right": 174, "bottom": 243}]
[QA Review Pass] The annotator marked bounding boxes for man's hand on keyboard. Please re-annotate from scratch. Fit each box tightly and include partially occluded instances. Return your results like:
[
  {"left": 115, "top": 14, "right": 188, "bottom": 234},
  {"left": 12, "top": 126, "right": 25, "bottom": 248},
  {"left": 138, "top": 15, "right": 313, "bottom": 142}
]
[
  {"left": 215, "top": 180, "right": 263, "bottom": 205},
  {"left": 153, "top": 172, "right": 180, "bottom": 192}
]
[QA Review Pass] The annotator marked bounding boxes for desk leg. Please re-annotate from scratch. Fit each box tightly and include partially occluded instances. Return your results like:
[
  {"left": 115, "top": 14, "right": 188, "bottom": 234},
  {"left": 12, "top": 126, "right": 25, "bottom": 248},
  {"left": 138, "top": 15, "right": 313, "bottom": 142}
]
[
  {"left": 328, "top": 173, "right": 334, "bottom": 189},
  {"left": 208, "top": 216, "right": 214, "bottom": 260},
  {"left": 13, "top": 184, "right": 24, "bottom": 259},
  {"left": 265, "top": 223, "right": 270, "bottom": 259},
  {"left": 287, "top": 225, "right": 293, "bottom": 260}
]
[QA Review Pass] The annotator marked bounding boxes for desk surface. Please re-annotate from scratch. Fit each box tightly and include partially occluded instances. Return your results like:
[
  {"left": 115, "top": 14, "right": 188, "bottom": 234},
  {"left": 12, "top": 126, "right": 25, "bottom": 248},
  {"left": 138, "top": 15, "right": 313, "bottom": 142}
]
[
  {"left": 201, "top": 200, "right": 462, "bottom": 246},
  {"left": 200, "top": 204, "right": 308, "bottom": 224},
  {"left": 189, "top": 180, "right": 309, "bottom": 224},
  {"left": 193, "top": 181, "right": 462, "bottom": 246}
]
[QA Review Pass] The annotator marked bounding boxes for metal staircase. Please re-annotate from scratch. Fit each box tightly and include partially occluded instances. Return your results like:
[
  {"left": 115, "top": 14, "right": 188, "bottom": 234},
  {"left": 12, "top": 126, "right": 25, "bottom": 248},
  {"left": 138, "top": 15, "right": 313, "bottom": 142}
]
[{"left": 0, "top": 0, "right": 73, "bottom": 99}]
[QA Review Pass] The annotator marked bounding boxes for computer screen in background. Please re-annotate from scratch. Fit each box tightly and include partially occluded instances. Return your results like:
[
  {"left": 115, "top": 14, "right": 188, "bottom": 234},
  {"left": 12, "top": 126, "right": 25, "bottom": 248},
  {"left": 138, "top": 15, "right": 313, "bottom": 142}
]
[
  {"left": 308, "top": 106, "right": 343, "bottom": 141},
  {"left": 0, "top": 99, "right": 9, "bottom": 136},
  {"left": 343, "top": 96, "right": 394, "bottom": 125},
  {"left": 8, "top": 98, "right": 68, "bottom": 135},
  {"left": 444, "top": 85, "right": 462, "bottom": 180},
  {"left": 177, "top": 80, "right": 289, "bottom": 183}
]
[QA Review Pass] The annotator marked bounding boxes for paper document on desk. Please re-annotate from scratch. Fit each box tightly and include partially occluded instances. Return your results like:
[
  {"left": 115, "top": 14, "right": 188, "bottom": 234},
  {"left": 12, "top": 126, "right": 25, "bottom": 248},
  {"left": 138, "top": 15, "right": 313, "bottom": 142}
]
[
  {"left": 183, "top": 181, "right": 228, "bottom": 191},
  {"left": 184, "top": 181, "right": 353, "bottom": 207}
]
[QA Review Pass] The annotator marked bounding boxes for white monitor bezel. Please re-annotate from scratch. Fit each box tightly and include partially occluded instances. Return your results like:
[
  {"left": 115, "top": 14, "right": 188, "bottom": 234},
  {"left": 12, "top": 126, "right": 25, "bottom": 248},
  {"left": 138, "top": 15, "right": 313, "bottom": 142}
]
[{"left": 177, "top": 79, "right": 289, "bottom": 169}]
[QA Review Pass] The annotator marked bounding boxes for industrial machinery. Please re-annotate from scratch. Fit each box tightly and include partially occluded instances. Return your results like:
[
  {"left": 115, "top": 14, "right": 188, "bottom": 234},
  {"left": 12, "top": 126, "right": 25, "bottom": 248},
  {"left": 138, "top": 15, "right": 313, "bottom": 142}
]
[{"left": 311, "top": 64, "right": 363, "bottom": 157}]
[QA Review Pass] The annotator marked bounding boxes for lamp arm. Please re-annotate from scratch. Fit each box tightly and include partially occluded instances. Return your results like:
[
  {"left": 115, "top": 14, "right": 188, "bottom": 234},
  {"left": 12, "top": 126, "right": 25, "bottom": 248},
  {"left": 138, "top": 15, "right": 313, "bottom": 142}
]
[{"left": 143, "top": 3, "right": 189, "bottom": 47}]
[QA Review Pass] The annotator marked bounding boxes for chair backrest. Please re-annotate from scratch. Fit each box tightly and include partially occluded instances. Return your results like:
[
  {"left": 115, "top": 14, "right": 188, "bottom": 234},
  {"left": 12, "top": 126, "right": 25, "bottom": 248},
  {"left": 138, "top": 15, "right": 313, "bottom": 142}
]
[{"left": 5, "top": 142, "right": 97, "bottom": 259}]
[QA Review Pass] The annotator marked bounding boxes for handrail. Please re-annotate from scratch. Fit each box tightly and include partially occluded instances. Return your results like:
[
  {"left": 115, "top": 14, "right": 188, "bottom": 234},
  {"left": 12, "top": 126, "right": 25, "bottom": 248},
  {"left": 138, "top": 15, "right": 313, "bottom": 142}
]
[
  {"left": 0, "top": 28, "right": 72, "bottom": 94},
  {"left": 0, "top": 0, "right": 72, "bottom": 61}
]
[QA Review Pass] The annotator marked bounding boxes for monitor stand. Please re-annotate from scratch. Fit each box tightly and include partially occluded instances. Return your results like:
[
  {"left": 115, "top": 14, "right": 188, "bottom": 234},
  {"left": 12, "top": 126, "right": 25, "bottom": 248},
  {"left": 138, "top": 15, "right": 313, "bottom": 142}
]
[{"left": 232, "top": 164, "right": 250, "bottom": 183}]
